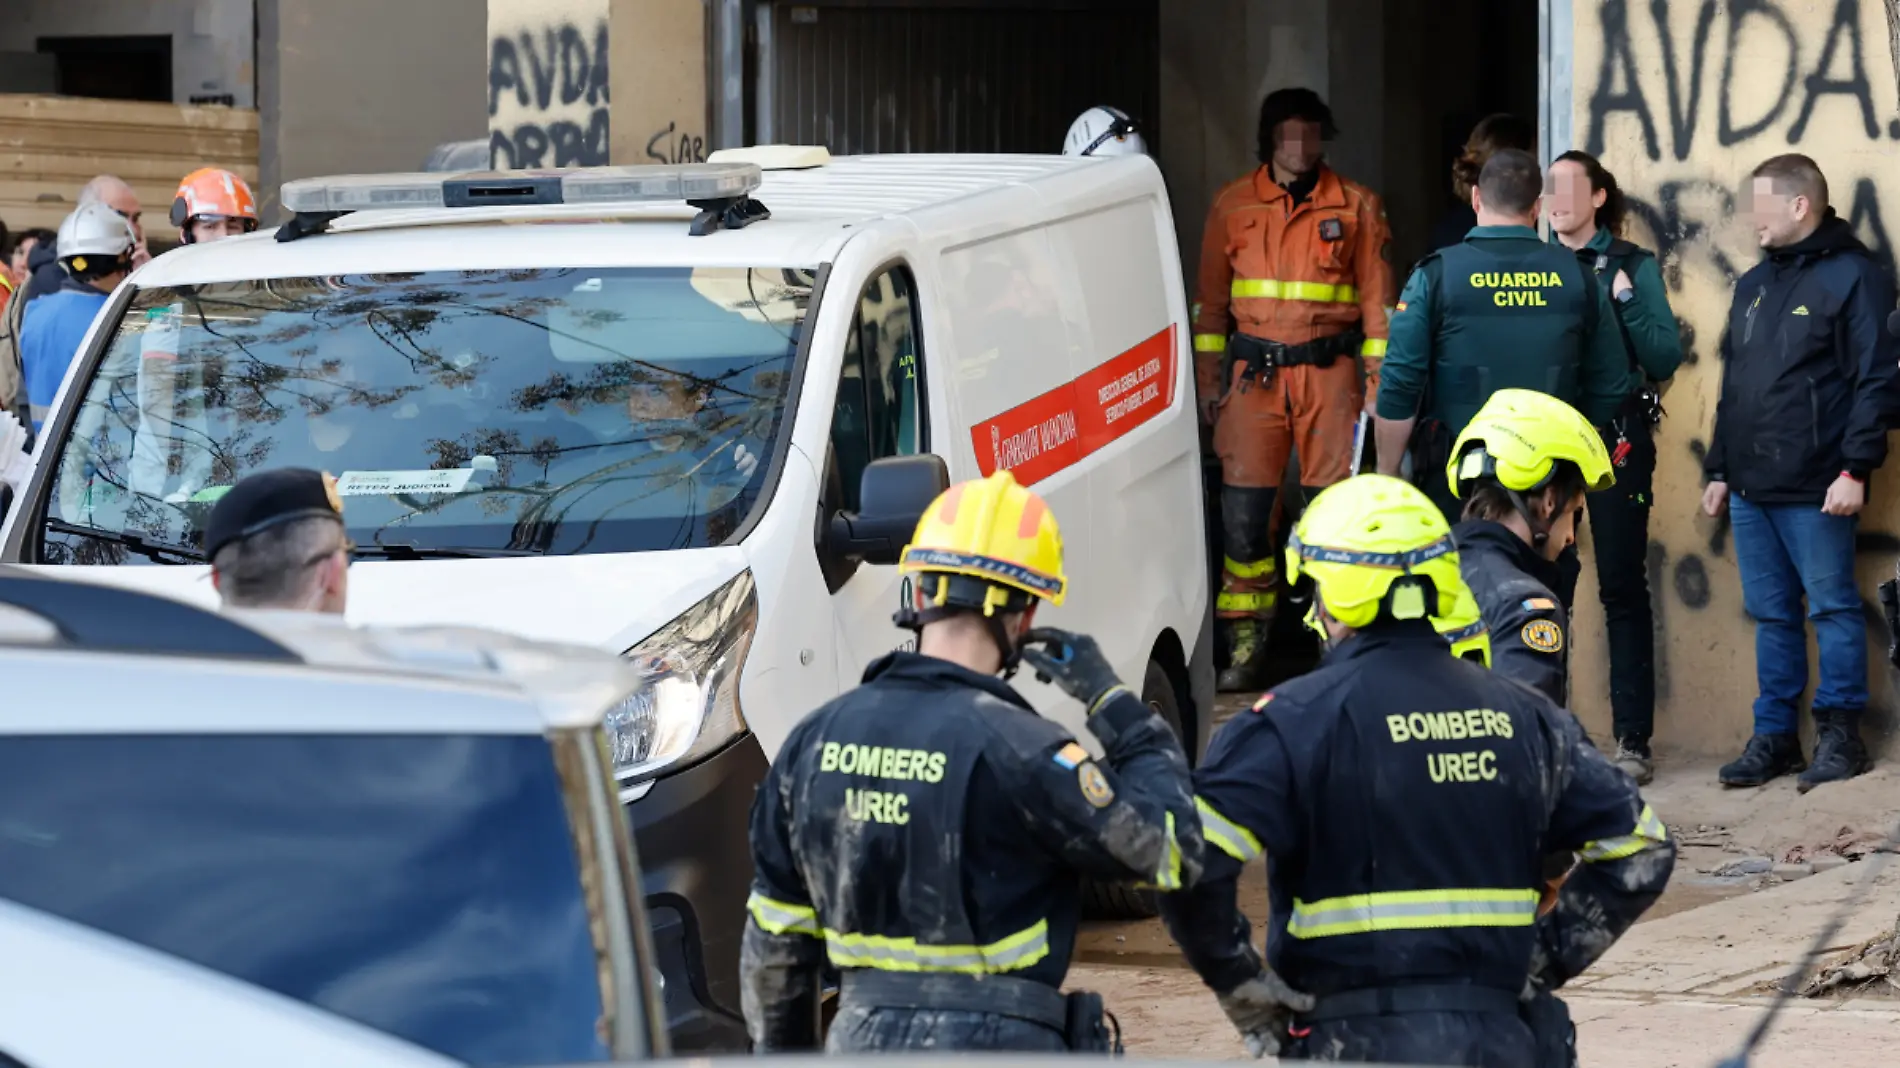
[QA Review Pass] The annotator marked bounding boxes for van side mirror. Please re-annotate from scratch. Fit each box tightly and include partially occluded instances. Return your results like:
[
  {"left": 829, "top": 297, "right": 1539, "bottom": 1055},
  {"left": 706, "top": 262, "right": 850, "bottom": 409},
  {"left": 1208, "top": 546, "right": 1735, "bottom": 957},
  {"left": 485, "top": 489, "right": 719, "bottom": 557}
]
[{"left": 827, "top": 454, "right": 950, "bottom": 566}]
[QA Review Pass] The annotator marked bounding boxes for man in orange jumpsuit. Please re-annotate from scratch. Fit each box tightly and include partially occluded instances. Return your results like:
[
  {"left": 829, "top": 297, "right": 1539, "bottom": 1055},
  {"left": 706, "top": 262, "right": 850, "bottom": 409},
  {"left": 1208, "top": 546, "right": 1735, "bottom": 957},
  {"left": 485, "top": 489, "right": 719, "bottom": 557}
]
[{"left": 1195, "top": 87, "right": 1394, "bottom": 691}]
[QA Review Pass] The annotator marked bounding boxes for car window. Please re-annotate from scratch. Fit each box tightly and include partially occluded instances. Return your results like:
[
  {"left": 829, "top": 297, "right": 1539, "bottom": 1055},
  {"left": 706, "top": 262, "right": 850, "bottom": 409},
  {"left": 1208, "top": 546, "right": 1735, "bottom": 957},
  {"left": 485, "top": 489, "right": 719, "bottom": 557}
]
[
  {"left": 37, "top": 267, "right": 815, "bottom": 562},
  {"left": 0, "top": 734, "right": 612, "bottom": 1068},
  {"left": 830, "top": 266, "right": 924, "bottom": 511}
]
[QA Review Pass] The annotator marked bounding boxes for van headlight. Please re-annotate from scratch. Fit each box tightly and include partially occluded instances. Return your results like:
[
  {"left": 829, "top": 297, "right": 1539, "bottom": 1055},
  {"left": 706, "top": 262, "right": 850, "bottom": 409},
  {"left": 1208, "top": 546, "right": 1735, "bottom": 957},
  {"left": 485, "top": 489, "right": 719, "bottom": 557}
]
[{"left": 605, "top": 571, "right": 757, "bottom": 788}]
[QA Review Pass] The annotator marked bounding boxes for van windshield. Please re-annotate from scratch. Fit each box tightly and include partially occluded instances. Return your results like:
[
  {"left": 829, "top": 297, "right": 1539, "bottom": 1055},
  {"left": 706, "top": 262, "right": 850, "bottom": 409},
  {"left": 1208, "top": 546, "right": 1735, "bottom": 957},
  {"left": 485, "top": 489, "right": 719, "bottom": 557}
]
[{"left": 38, "top": 266, "right": 813, "bottom": 562}]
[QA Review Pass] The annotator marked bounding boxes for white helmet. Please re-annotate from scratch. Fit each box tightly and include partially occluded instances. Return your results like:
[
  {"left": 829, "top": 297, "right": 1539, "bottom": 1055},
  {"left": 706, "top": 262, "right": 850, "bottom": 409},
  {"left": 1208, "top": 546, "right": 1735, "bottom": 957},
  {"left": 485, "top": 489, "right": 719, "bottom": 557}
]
[
  {"left": 56, "top": 201, "right": 137, "bottom": 268},
  {"left": 1064, "top": 106, "right": 1147, "bottom": 158}
]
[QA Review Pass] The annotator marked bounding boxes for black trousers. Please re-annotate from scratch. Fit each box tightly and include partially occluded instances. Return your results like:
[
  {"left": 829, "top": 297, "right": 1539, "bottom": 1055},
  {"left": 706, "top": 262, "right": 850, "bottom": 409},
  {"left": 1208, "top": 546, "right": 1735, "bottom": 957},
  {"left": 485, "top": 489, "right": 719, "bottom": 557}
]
[
  {"left": 1285, "top": 1010, "right": 1538, "bottom": 1066},
  {"left": 1586, "top": 409, "right": 1657, "bottom": 743}
]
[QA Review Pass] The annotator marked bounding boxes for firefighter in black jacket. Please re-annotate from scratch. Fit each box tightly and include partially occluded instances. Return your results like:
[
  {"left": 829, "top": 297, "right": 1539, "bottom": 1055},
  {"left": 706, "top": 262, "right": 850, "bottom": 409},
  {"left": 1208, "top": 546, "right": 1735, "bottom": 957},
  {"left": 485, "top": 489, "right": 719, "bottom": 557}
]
[
  {"left": 1445, "top": 389, "right": 1615, "bottom": 710},
  {"left": 741, "top": 469, "right": 1203, "bottom": 1053},
  {"left": 1161, "top": 473, "right": 1672, "bottom": 1066}
]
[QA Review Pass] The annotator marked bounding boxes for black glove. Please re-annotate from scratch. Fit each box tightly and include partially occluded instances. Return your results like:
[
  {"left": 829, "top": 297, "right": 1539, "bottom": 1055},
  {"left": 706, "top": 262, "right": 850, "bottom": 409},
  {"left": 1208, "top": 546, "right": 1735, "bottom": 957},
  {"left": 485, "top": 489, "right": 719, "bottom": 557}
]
[{"left": 1019, "top": 627, "right": 1126, "bottom": 712}]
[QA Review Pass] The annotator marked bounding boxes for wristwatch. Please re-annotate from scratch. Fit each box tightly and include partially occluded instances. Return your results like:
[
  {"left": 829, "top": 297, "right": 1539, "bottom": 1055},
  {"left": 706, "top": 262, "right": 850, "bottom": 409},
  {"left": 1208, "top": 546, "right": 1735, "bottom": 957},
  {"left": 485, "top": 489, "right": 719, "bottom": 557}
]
[{"left": 1613, "top": 287, "right": 1636, "bottom": 306}]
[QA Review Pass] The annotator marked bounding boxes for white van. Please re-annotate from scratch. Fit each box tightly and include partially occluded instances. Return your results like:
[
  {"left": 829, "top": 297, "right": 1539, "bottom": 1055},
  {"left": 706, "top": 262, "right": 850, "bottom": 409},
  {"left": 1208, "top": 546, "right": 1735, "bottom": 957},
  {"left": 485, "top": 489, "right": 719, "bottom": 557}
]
[{"left": 0, "top": 152, "right": 1213, "bottom": 1050}]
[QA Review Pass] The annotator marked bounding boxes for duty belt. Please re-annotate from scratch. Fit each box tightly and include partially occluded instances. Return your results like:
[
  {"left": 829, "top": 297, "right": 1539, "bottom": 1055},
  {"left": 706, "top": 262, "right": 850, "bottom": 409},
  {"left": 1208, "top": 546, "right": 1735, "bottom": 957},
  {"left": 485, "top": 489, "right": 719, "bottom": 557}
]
[
  {"left": 1223, "top": 329, "right": 1364, "bottom": 398},
  {"left": 839, "top": 970, "right": 1068, "bottom": 1033},
  {"left": 1301, "top": 982, "right": 1521, "bottom": 1024}
]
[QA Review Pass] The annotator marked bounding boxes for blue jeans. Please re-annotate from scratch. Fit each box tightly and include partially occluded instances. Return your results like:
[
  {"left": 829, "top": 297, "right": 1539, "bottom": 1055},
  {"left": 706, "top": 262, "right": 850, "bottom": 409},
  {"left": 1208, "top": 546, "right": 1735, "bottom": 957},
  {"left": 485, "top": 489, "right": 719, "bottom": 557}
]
[{"left": 1729, "top": 496, "right": 1869, "bottom": 734}]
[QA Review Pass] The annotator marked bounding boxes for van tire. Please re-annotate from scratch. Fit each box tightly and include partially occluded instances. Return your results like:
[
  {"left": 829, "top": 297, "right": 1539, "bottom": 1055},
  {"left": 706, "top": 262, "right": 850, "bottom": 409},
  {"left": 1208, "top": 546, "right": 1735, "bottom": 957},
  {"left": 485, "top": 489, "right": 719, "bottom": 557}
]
[{"left": 1080, "top": 659, "right": 1184, "bottom": 921}]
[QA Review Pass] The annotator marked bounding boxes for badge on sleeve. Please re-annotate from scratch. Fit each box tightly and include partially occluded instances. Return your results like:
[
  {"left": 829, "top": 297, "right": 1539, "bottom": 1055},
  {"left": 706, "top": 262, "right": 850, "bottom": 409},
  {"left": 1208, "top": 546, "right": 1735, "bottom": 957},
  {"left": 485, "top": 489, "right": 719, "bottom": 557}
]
[
  {"left": 1521, "top": 619, "right": 1565, "bottom": 654},
  {"left": 1318, "top": 218, "right": 1344, "bottom": 242},
  {"left": 1078, "top": 761, "right": 1115, "bottom": 808},
  {"left": 1052, "top": 741, "right": 1090, "bottom": 770}
]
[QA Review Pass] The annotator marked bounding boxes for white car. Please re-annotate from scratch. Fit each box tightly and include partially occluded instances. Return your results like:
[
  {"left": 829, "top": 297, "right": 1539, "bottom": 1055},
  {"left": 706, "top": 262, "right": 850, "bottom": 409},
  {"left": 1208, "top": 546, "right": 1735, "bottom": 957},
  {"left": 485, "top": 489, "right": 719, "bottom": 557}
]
[
  {"left": 0, "top": 149, "right": 1214, "bottom": 1046},
  {"left": 0, "top": 571, "right": 665, "bottom": 1067}
]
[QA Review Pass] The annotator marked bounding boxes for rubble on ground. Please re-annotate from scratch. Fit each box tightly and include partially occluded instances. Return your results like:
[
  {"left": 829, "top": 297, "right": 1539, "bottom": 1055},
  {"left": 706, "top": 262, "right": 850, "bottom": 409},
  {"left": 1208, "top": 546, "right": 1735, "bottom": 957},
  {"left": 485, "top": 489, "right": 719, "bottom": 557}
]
[
  {"left": 1797, "top": 915, "right": 1900, "bottom": 998},
  {"left": 1782, "top": 826, "right": 1895, "bottom": 866}
]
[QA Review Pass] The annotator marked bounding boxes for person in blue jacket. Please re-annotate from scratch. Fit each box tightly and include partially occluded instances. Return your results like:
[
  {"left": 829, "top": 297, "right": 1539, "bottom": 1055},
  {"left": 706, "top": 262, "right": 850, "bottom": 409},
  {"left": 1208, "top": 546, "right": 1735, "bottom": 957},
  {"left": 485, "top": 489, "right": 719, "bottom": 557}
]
[
  {"left": 1703, "top": 154, "right": 1900, "bottom": 793},
  {"left": 1545, "top": 150, "right": 1684, "bottom": 785},
  {"left": 20, "top": 202, "right": 137, "bottom": 433}
]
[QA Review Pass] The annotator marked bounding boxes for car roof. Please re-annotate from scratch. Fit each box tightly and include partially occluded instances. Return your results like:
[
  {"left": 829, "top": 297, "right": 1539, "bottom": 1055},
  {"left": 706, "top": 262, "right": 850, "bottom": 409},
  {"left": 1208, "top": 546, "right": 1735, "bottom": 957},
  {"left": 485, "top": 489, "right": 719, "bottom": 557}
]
[
  {"left": 0, "top": 899, "right": 457, "bottom": 1068},
  {"left": 129, "top": 154, "right": 1095, "bottom": 284},
  {"left": 0, "top": 573, "right": 645, "bottom": 733}
]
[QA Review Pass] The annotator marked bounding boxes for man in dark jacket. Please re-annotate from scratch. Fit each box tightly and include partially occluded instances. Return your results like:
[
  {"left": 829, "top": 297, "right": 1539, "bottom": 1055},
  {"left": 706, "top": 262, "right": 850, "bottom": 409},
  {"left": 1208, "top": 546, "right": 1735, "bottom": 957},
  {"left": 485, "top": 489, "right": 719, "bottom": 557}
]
[{"left": 1703, "top": 154, "right": 1900, "bottom": 793}]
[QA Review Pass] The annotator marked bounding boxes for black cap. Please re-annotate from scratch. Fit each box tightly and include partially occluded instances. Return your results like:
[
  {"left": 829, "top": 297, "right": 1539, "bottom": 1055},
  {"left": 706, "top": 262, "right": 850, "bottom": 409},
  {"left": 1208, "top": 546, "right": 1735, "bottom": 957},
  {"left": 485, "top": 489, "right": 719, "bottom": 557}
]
[{"left": 204, "top": 468, "right": 345, "bottom": 560}]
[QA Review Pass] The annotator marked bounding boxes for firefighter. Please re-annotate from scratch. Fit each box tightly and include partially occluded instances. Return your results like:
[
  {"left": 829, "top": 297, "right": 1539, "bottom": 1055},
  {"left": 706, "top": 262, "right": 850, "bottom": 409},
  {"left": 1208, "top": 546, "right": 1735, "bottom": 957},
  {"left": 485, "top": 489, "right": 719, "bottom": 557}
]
[
  {"left": 1160, "top": 473, "right": 1673, "bottom": 1066},
  {"left": 741, "top": 469, "right": 1203, "bottom": 1053},
  {"left": 1445, "top": 389, "right": 1614, "bottom": 710},
  {"left": 1195, "top": 87, "right": 1395, "bottom": 692}
]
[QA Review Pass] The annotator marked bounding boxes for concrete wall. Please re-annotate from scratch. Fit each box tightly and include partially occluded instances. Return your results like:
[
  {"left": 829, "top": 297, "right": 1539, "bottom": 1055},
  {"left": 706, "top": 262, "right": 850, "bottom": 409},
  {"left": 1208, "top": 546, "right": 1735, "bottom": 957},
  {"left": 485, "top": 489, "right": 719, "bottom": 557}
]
[
  {"left": 257, "top": 0, "right": 487, "bottom": 215},
  {"left": 1566, "top": 0, "right": 1900, "bottom": 754},
  {"left": 487, "top": 0, "right": 611, "bottom": 169},
  {"left": 0, "top": 0, "right": 254, "bottom": 106}
]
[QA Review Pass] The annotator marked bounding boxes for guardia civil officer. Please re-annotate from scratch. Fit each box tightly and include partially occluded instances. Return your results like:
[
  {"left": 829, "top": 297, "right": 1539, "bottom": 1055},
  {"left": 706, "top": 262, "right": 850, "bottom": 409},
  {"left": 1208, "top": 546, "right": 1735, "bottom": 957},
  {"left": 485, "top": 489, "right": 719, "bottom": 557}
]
[
  {"left": 1445, "top": 390, "right": 1614, "bottom": 711},
  {"left": 1374, "top": 148, "right": 1628, "bottom": 526},
  {"left": 1160, "top": 474, "right": 1673, "bottom": 1067},
  {"left": 741, "top": 469, "right": 1202, "bottom": 1053}
]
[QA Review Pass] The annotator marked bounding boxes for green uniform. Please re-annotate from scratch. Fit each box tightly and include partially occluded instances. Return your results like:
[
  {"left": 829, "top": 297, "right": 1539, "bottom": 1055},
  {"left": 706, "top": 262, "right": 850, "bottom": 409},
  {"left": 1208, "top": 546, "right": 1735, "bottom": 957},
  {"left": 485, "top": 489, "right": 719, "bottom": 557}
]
[
  {"left": 1563, "top": 227, "right": 1684, "bottom": 392},
  {"left": 1378, "top": 224, "right": 1629, "bottom": 437}
]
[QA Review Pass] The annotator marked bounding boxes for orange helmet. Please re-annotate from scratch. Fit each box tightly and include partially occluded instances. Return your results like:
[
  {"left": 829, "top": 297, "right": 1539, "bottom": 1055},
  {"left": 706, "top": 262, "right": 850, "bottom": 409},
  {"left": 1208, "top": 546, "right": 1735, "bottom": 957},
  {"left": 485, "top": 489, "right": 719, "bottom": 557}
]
[{"left": 170, "top": 168, "right": 259, "bottom": 242}]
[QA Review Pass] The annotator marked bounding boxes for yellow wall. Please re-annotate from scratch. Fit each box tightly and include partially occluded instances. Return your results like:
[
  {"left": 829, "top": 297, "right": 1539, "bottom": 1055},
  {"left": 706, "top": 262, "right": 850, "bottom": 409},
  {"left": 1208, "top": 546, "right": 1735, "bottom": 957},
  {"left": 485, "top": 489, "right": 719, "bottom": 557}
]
[
  {"left": 1568, "top": 0, "right": 1900, "bottom": 753},
  {"left": 487, "top": 0, "right": 612, "bottom": 169}
]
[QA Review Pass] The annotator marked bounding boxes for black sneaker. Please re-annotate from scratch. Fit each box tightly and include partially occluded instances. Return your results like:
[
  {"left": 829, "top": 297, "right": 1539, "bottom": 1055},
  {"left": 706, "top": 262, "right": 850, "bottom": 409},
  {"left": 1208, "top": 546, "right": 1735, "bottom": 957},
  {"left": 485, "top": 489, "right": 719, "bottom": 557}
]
[
  {"left": 1797, "top": 711, "right": 1872, "bottom": 794},
  {"left": 1719, "top": 732, "right": 1806, "bottom": 788}
]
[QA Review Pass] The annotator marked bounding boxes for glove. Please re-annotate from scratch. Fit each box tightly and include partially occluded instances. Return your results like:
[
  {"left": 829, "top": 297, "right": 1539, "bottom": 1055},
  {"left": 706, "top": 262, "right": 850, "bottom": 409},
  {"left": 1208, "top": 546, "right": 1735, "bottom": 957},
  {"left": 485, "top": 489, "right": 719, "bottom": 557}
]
[
  {"left": 1218, "top": 971, "right": 1315, "bottom": 1059},
  {"left": 1018, "top": 627, "right": 1125, "bottom": 711},
  {"left": 0, "top": 411, "right": 30, "bottom": 496}
]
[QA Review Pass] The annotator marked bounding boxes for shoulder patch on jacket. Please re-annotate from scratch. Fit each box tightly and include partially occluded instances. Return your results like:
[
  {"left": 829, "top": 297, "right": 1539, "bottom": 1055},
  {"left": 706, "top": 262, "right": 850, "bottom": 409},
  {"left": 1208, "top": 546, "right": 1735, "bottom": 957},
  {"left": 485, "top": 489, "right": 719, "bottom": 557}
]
[
  {"left": 1052, "top": 741, "right": 1090, "bottom": 770},
  {"left": 1077, "top": 761, "right": 1115, "bottom": 808},
  {"left": 1521, "top": 597, "right": 1557, "bottom": 612},
  {"left": 1521, "top": 619, "right": 1565, "bottom": 654}
]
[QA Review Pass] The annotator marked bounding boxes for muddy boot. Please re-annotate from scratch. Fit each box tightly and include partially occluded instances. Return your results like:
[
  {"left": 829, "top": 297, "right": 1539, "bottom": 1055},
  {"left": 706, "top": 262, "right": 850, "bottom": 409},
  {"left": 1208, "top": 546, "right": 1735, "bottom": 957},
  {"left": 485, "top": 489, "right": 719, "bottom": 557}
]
[
  {"left": 1718, "top": 732, "right": 1805, "bottom": 788},
  {"left": 1217, "top": 618, "right": 1270, "bottom": 693},
  {"left": 1797, "top": 710, "right": 1872, "bottom": 794},
  {"left": 1612, "top": 736, "right": 1654, "bottom": 786}
]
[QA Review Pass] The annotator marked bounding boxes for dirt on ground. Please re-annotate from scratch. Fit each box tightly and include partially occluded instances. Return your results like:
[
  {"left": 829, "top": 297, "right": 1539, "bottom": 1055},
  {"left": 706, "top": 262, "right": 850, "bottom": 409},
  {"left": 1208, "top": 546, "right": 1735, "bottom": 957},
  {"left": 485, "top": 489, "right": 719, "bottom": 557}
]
[{"left": 1069, "top": 750, "right": 1900, "bottom": 1064}]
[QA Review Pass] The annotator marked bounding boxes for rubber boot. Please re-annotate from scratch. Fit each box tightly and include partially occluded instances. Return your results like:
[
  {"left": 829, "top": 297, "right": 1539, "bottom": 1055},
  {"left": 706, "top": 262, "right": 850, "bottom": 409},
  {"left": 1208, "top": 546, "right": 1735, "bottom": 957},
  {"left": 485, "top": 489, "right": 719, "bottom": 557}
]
[
  {"left": 1718, "top": 732, "right": 1805, "bottom": 788},
  {"left": 1797, "top": 709, "right": 1872, "bottom": 794},
  {"left": 1217, "top": 618, "right": 1270, "bottom": 693}
]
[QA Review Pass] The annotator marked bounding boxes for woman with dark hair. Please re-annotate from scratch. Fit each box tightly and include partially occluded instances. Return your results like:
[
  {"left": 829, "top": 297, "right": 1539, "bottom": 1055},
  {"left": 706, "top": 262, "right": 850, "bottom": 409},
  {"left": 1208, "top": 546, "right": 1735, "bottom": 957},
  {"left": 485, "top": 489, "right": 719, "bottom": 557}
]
[
  {"left": 1546, "top": 148, "right": 1683, "bottom": 785},
  {"left": 1426, "top": 113, "right": 1535, "bottom": 253}
]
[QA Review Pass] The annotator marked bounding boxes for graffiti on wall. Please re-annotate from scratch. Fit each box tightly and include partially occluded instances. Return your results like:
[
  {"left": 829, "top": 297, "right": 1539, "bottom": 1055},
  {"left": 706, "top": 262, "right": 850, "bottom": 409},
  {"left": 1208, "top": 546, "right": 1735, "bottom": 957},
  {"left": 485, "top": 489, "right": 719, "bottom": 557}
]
[
  {"left": 1572, "top": 0, "right": 1900, "bottom": 745},
  {"left": 489, "top": 12, "right": 610, "bottom": 169}
]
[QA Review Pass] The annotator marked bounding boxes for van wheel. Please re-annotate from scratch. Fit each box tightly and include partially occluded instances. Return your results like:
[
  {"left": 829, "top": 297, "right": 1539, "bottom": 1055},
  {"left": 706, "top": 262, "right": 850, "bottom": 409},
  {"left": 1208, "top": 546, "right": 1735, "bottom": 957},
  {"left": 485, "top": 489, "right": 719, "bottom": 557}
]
[{"left": 1080, "top": 659, "right": 1184, "bottom": 921}]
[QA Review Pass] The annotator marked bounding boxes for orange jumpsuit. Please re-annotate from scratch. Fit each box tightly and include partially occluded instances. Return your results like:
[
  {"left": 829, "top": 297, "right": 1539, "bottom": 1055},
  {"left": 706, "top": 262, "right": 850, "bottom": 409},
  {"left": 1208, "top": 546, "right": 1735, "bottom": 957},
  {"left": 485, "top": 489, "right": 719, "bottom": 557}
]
[{"left": 1195, "top": 165, "right": 1393, "bottom": 626}]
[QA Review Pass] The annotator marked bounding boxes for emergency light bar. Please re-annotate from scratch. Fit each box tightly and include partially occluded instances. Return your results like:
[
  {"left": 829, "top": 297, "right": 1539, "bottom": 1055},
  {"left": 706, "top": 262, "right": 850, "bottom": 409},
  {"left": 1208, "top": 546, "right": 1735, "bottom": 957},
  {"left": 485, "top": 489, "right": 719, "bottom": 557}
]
[{"left": 276, "top": 162, "right": 769, "bottom": 241}]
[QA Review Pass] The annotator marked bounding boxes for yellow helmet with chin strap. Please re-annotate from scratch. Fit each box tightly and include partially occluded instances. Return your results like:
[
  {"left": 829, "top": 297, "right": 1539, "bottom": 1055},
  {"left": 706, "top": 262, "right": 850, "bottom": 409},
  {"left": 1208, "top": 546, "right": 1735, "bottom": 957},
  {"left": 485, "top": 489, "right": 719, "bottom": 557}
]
[
  {"left": 897, "top": 469, "right": 1067, "bottom": 621},
  {"left": 1447, "top": 389, "right": 1615, "bottom": 500},
  {"left": 1285, "top": 474, "right": 1470, "bottom": 633}
]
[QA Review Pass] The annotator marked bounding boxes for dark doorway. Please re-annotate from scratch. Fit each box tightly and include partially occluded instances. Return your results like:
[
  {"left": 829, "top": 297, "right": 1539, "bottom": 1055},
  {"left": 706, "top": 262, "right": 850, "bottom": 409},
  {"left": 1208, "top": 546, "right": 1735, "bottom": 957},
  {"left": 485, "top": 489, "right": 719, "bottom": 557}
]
[
  {"left": 754, "top": 0, "right": 1158, "bottom": 156},
  {"left": 38, "top": 36, "right": 173, "bottom": 103},
  {"left": 1381, "top": 0, "right": 1540, "bottom": 272}
]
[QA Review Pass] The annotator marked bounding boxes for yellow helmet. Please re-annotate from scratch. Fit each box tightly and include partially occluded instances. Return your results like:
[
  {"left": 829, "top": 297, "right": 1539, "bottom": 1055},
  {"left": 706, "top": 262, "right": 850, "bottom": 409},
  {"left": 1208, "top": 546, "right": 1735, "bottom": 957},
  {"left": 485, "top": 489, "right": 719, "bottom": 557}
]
[
  {"left": 1285, "top": 474, "right": 1470, "bottom": 631},
  {"left": 898, "top": 469, "right": 1067, "bottom": 620},
  {"left": 1447, "top": 389, "right": 1615, "bottom": 500},
  {"left": 1434, "top": 581, "right": 1491, "bottom": 667}
]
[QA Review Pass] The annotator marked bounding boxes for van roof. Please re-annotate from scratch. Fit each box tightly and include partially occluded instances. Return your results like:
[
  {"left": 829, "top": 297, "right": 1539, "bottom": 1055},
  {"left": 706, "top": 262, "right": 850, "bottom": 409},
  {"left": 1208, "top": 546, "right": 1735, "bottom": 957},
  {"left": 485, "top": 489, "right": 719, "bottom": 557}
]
[{"left": 135, "top": 154, "right": 1102, "bottom": 284}]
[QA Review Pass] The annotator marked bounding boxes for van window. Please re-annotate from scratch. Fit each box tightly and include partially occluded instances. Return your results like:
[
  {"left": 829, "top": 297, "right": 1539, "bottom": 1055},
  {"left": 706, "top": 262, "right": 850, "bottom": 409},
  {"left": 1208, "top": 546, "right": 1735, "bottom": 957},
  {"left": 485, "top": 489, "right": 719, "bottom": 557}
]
[
  {"left": 35, "top": 267, "right": 816, "bottom": 561},
  {"left": 830, "top": 267, "right": 924, "bottom": 510},
  {"left": 0, "top": 733, "right": 611, "bottom": 1067}
]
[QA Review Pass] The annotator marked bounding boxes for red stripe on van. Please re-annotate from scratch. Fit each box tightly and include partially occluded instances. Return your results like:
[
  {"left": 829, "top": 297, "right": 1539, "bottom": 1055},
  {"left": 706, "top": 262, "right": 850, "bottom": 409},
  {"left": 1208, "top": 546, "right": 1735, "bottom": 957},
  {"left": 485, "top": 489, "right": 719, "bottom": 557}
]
[{"left": 969, "top": 325, "right": 1178, "bottom": 487}]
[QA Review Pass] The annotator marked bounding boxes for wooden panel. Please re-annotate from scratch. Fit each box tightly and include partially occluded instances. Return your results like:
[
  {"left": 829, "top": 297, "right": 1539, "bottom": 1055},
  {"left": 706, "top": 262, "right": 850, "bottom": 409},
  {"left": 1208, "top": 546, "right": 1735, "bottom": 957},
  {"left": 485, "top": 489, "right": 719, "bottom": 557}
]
[{"left": 0, "top": 94, "right": 259, "bottom": 241}]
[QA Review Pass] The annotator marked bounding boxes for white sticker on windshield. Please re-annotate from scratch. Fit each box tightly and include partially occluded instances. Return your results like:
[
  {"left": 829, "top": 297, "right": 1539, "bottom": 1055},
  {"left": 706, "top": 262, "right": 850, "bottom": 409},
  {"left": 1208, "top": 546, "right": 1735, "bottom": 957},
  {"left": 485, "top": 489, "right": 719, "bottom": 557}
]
[{"left": 334, "top": 469, "right": 474, "bottom": 496}]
